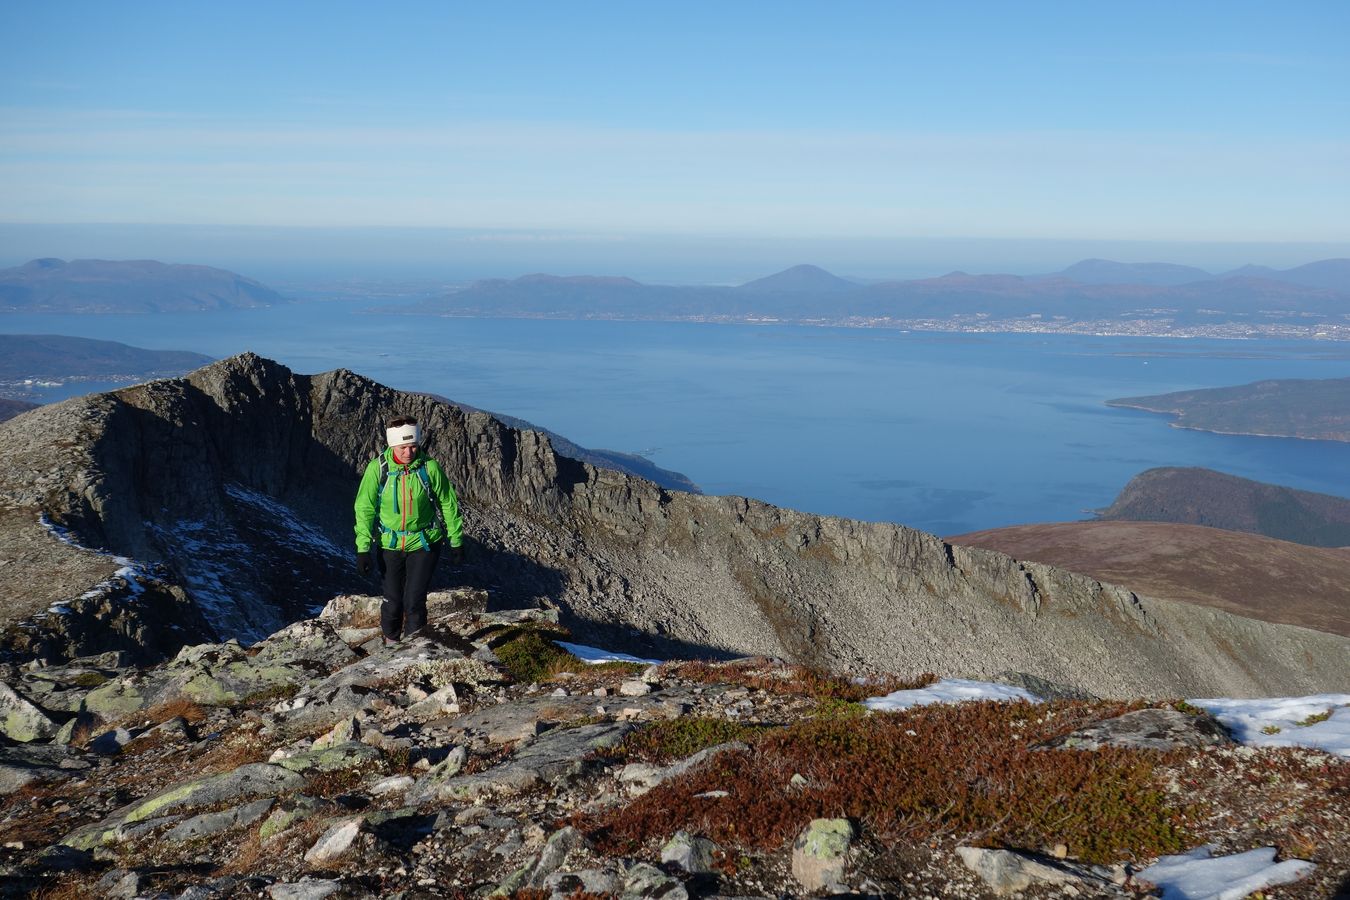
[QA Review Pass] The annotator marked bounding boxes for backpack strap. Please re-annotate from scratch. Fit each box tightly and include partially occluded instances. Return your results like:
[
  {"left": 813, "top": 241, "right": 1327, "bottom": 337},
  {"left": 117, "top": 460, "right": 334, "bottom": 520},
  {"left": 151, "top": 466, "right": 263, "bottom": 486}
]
[{"left": 374, "top": 455, "right": 443, "bottom": 551}]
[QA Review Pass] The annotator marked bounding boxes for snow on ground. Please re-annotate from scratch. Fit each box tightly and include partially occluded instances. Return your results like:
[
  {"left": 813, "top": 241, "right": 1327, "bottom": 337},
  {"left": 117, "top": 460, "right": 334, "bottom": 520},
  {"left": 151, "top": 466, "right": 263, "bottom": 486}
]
[
  {"left": 1137, "top": 844, "right": 1315, "bottom": 899},
  {"left": 223, "top": 483, "right": 347, "bottom": 558},
  {"left": 1189, "top": 694, "right": 1350, "bottom": 758},
  {"left": 863, "top": 678, "right": 1040, "bottom": 711},
  {"left": 556, "top": 641, "right": 662, "bottom": 666},
  {"left": 37, "top": 513, "right": 149, "bottom": 615}
]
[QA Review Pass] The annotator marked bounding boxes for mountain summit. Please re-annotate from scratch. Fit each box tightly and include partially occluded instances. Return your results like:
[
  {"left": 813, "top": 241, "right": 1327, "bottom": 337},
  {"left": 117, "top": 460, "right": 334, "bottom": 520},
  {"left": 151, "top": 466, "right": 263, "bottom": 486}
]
[
  {"left": 737, "top": 264, "right": 856, "bottom": 293},
  {"left": 1, "top": 354, "right": 1345, "bottom": 698}
]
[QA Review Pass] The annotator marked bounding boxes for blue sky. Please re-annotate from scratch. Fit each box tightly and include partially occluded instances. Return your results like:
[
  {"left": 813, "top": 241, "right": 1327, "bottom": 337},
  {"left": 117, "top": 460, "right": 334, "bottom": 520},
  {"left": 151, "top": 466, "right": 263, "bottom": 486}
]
[{"left": 1, "top": 1, "right": 1347, "bottom": 279}]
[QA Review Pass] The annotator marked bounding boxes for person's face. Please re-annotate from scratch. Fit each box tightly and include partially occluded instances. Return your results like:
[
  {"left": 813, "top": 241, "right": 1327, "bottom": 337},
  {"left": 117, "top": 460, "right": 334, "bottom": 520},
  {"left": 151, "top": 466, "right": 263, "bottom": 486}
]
[{"left": 392, "top": 442, "right": 416, "bottom": 464}]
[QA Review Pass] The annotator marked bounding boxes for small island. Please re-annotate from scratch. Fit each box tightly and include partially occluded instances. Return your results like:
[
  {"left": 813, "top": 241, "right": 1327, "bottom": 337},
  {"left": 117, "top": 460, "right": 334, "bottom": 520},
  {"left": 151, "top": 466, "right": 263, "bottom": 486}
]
[{"left": 1108, "top": 376, "right": 1350, "bottom": 442}]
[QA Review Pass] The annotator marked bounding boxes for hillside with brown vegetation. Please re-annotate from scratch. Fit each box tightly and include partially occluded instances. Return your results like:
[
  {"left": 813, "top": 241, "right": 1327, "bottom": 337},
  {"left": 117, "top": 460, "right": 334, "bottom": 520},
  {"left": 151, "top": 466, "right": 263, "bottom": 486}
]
[{"left": 947, "top": 520, "right": 1350, "bottom": 638}]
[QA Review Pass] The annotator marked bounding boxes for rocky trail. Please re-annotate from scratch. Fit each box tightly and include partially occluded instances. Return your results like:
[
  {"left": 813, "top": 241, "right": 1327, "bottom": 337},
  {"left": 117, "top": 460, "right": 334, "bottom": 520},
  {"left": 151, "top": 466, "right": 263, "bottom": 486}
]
[{"left": 1, "top": 591, "right": 1346, "bottom": 899}]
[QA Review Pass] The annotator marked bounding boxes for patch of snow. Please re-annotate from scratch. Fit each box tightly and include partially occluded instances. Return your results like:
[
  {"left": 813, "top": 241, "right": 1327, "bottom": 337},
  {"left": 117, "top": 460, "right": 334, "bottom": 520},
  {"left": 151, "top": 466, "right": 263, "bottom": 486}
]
[
  {"left": 36, "top": 513, "right": 151, "bottom": 617},
  {"left": 1137, "top": 844, "right": 1314, "bottom": 899},
  {"left": 146, "top": 517, "right": 273, "bottom": 643},
  {"left": 556, "top": 641, "right": 662, "bottom": 666},
  {"left": 223, "top": 484, "right": 346, "bottom": 558},
  {"left": 864, "top": 678, "right": 1041, "bottom": 712},
  {"left": 1188, "top": 694, "right": 1350, "bottom": 758}
]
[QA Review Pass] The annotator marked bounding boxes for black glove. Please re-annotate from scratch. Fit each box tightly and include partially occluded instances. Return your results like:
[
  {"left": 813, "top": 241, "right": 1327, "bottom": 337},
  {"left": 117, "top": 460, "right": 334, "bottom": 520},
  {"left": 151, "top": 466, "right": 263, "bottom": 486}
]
[
  {"left": 356, "top": 551, "right": 372, "bottom": 577},
  {"left": 448, "top": 544, "right": 466, "bottom": 565}
]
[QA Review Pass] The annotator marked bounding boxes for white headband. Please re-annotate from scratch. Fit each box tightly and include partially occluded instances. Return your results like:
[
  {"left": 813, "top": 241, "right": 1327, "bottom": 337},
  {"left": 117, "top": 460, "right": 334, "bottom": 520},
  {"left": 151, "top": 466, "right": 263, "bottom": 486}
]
[{"left": 386, "top": 423, "right": 420, "bottom": 448}]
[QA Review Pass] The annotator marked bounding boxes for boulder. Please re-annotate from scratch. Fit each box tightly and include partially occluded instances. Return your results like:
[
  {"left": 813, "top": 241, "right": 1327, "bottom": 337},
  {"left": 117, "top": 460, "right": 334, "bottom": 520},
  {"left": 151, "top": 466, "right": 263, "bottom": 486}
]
[
  {"left": 956, "top": 846, "right": 1129, "bottom": 896},
  {"left": 1052, "top": 707, "right": 1234, "bottom": 751},
  {"left": 303, "top": 815, "right": 364, "bottom": 864},
  {"left": 791, "top": 818, "right": 855, "bottom": 894},
  {"left": 0, "top": 742, "right": 74, "bottom": 793},
  {"left": 0, "top": 681, "right": 57, "bottom": 742},
  {"left": 424, "top": 722, "right": 631, "bottom": 801},
  {"left": 272, "top": 741, "right": 382, "bottom": 775},
  {"left": 660, "top": 830, "right": 721, "bottom": 875},
  {"left": 61, "top": 762, "right": 305, "bottom": 850},
  {"left": 493, "top": 826, "right": 584, "bottom": 895},
  {"left": 165, "top": 797, "right": 275, "bottom": 843},
  {"left": 621, "top": 862, "right": 689, "bottom": 899}
]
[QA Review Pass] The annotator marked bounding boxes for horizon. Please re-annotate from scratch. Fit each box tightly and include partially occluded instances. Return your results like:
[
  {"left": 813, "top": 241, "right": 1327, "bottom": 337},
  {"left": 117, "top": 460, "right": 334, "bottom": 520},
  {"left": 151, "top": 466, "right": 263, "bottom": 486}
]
[
  {"left": 2, "top": 1, "right": 1347, "bottom": 279},
  {"left": 1, "top": 222, "right": 1346, "bottom": 287}
]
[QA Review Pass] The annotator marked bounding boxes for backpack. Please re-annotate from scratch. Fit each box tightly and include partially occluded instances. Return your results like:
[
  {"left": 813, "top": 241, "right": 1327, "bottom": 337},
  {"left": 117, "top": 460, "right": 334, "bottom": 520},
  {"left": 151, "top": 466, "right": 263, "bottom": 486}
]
[{"left": 376, "top": 455, "right": 446, "bottom": 551}]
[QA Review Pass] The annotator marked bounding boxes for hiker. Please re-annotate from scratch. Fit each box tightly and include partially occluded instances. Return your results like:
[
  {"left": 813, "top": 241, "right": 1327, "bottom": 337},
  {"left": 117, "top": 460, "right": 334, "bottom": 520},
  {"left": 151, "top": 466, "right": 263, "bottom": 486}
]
[{"left": 354, "top": 415, "right": 464, "bottom": 645}]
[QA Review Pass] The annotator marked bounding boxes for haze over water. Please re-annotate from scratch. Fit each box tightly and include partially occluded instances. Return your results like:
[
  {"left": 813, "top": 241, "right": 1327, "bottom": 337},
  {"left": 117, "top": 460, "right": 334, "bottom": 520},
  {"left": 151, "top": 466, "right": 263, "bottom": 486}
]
[{"left": 8, "top": 302, "right": 1350, "bottom": 536}]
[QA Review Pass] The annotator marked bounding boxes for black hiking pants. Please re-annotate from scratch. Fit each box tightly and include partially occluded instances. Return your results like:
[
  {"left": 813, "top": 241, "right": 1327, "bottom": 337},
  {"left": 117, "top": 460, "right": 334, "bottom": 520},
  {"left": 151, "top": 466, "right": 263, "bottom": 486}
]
[{"left": 380, "top": 542, "right": 441, "bottom": 640}]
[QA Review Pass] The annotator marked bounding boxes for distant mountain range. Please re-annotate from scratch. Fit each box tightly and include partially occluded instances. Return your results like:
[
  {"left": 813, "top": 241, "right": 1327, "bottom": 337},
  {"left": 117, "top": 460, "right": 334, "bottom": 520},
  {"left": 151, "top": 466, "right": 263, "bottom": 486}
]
[
  {"left": 398, "top": 258, "right": 1350, "bottom": 334},
  {"left": 1110, "top": 376, "right": 1350, "bottom": 442},
  {"left": 0, "top": 258, "right": 285, "bottom": 313}
]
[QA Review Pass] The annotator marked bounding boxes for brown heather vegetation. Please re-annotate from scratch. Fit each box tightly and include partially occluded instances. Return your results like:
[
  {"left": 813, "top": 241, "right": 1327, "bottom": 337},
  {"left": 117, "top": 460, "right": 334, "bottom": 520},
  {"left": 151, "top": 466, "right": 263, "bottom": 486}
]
[
  {"left": 583, "top": 699, "right": 1190, "bottom": 866},
  {"left": 659, "top": 658, "right": 937, "bottom": 702}
]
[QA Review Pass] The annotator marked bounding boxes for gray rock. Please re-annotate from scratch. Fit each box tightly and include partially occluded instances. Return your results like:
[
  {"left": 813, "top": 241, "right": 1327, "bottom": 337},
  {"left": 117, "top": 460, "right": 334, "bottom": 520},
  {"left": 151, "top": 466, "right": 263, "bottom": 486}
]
[
  {"left": 310, "top": 715, "right": 360, "bottom": 750},
  {"left": 260, "top": 795, "right": 329, "bottom": 843},
  {"left": 622, "top": 862, "right": 689, "bottom": 899},
  {"left": 53, "top": 710, "right": 101, "bottom": 746},
  {"left": 61, "top": 762, "right": 306, "bottom": 850},
  {"left": 955, "top": 846, "right": 1130, "bottom": 896},
  {"left": 164, "top": 797, "right": 274, "bottom": 843},
  {"left": 1052, "top": 707, "right": 1234, "bottom": 751},
  {"left": 791, "top": 818, "right": 854, "bottom": 894},
  {"left": 661, "top": 830, "right": 721, "bottom": 875},
  {"left": 87, "top": 726, "right": 134, "bottom": 755},
  {"left": 619, "top": 679, "right": 652, "bottom": 697},
  {"left": 273, "top": 740, "right": 382, "bottom": 775},
  {"left": 428, "top": 722, "right": 631, "bottom": 801},
  {"left": 303, "top": 815, "right": 364, "bottom": 864},
  {"left": 113, "top": 813, "right": 184, "bottom": 843},
  {"left": 408, "top": 745, "right": 467, "bottom": 802},
  {"left": 95, "top": 868, "right": 145, "bottom": 899},
  {"left": 494, "top": 826, "right": 584, "bottom": 894},
  {"left": 0, "top": 681, "right": 57, "bottom": 742},
  {"left": 0, "top": 742, "right": 73, "bottom": 793},
  {"left": 267, "top": 877, "right": 344, "bottom": 899},
  {"left": 544, "top": 868, "right": 623, "bottom": 897}
]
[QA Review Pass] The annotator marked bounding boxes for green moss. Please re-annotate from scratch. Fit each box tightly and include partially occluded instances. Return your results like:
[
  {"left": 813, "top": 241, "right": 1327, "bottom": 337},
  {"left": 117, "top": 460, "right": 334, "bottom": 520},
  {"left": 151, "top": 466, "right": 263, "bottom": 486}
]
[
  {"left": 1295, "top": 709, "right": 1332, "bottom": 727},
  {"left": 614, "top": 717, "right": 775, "bottom": 764},
  {"left": 812, "top": 698, "right": 867, "bottom": 721},
  {"left": 493, "top": 629, "right": 579, "bottom": 683}
]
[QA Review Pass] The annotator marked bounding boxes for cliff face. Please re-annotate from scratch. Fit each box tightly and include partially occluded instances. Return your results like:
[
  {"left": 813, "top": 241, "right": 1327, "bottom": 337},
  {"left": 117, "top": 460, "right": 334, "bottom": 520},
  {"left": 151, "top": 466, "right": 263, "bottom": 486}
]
[{"left": 1, "top": 354, "right": 1346, "bottom": 697}]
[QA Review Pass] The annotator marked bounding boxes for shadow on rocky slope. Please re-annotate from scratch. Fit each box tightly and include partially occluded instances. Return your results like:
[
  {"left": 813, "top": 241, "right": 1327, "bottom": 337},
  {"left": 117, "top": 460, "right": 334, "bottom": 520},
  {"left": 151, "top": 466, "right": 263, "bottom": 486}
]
[{"left": 1, "top": 353, "right": 1347, "bottom": 699}]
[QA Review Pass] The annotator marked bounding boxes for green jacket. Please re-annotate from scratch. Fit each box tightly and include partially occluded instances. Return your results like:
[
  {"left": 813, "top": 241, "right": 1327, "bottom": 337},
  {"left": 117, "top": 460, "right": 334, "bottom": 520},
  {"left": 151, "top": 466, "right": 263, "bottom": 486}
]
[{"left": 354, "top": 448, "right": 463, "bottom": 552}]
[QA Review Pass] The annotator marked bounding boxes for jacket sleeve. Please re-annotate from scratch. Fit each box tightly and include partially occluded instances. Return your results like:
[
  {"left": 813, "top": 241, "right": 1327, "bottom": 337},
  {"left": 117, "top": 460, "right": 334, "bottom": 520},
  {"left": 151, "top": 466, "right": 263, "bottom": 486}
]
[
  {"left": 353, "top": 458, "right": 381, "bottom": 552},
  {"left": 427, "top": 460, "right": 463, "bottom": 548}
]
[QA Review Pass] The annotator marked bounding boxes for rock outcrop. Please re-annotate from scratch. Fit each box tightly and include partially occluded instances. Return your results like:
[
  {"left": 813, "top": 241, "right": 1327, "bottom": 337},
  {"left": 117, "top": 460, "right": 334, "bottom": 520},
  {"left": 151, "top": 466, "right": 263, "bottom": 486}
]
[
  {"left": 1, "top": 353, "right": 1347, "bottom": 698},
  {"left": 0, "top": 601, "right": 1343, "bottom": 898}
]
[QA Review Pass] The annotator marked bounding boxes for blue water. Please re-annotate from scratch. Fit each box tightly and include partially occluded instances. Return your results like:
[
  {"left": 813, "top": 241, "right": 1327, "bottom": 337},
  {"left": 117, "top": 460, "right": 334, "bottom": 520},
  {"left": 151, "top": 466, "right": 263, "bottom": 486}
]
[{"left": 6, "top": 302, "right": 1350, "bottom": 535}]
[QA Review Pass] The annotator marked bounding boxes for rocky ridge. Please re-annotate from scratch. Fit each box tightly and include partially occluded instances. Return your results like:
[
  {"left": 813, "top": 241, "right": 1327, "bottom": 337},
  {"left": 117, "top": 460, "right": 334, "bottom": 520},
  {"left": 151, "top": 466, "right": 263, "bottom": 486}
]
[
  {"left": 1, "top": 353, "right": 1347, "bottom": 699},
  {"left": 0, "top": 593, "right": 1345, "bottom": 898}
]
